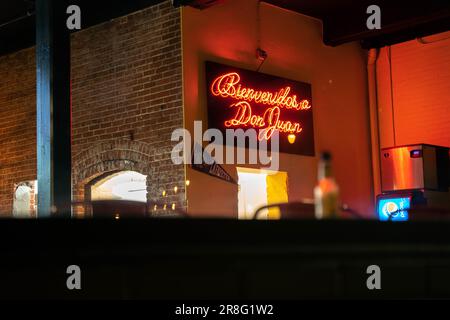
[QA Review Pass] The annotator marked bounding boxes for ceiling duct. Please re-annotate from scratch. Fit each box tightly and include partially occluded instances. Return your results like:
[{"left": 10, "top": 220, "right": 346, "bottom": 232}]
[{"left": 173, "top": 0, "right": 224, "bottom": 10}]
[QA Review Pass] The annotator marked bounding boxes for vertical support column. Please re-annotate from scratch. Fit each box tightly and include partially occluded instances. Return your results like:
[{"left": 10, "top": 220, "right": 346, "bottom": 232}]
[{"left": 36, "top": 0, "right": 72, "bottom": 217}]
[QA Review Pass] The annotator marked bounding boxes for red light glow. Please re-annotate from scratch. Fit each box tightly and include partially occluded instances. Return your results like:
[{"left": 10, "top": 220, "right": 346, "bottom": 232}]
[
  {"left": 210, "top": 72, "right": 311, "bottom": 142},
  {"left": 211, "top": 72, "right": 311, "bottom": 111},
  {"left": 224, "top": 101, "right": 302, "bottom": 141}
]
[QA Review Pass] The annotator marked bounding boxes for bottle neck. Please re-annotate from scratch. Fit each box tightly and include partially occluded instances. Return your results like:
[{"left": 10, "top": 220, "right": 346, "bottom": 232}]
[{"left": 318, "top": 160, "right": 333, "bottom": 180}]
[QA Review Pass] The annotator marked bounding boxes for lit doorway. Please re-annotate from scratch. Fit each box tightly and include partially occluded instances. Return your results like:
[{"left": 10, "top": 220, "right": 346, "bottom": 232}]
[
  {"left": 89, "top": 171, "right": 147, "bottom": 218},
  {"left": 237, "top": 168, "right": 288, "bottom": 219}
]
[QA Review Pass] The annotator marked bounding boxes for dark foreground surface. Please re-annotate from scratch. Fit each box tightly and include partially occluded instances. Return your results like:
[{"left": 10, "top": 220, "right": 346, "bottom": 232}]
[{"left": 1, "top": 218, "right": 450, "bottom": 299}]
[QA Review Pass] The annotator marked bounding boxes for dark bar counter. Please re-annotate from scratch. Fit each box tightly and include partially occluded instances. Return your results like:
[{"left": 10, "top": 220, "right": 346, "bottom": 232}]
[{"left": 1, "top": 218, "right": 450, "bottom": 299}]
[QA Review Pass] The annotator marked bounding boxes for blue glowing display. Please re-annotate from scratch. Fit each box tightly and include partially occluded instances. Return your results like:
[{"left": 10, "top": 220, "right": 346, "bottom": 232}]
[{"left": 378, "top": 197, "right": 410, "bottom": 221}]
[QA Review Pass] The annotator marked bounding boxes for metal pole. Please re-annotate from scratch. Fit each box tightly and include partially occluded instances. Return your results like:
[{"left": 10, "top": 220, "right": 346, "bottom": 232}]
[{"left": 36, "top": 0, "right": 72, "bottom": 217}]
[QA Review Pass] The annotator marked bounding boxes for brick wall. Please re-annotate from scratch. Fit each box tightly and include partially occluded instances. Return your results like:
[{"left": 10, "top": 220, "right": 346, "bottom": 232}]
[
  {"left": 0, "top": 48, "right": 36, "bottom": 216},
  {"left": 0, "top": 0, "right": 185, "bottom": 217}
]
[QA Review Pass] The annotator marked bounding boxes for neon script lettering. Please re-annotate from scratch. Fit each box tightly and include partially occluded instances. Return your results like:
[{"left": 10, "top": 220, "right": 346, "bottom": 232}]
[
  {"left": 211, "top": 72, "right": 311, "bottom": 141},
  {"left": 211, "top": 72, "right": 311, "bottom": 111},
  {"left": 225, "top": 102, "right": 302, "bottom": 141}
]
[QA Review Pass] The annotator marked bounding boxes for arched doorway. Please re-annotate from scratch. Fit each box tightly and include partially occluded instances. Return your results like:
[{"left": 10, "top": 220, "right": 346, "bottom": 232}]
[
  {"left": 88, "top": 171, "right": 147, "bottom": 218},
  {"left": 72, "top": 140, "right": 186, "bottom": 218}
]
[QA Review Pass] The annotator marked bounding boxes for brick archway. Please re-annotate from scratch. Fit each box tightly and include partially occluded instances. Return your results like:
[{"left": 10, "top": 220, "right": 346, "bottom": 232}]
[{"left": 72, "top": 140, "right": 184, "bottom": 217}]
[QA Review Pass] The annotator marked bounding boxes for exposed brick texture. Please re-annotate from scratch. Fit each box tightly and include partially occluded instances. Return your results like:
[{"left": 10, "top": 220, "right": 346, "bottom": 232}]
[
  {"left": 0, "top": 1, "right": 185, "bottom": 217},
  {"left": 0, "top": 49, "right": 36, "bottom": 216}
]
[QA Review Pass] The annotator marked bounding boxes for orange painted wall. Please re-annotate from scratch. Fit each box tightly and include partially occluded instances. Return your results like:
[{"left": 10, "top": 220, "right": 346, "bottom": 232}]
[
  {"left": 181, "top": 0, "right": 374, "bottom": 218},
  {"left": 377, "top": 31, "right": 450, "bottom": 149}
]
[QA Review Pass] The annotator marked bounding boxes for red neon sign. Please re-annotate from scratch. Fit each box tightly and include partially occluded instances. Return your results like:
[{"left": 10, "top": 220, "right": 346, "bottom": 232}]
[
  {"left": 210, "top": 72, "right": 311, "bottom": 141},
  {"left": 205, "top": 62, "right": 315, "bottom": 156},
  {"left": 211, "top": 72, "right": 311, "bottom": 111}
]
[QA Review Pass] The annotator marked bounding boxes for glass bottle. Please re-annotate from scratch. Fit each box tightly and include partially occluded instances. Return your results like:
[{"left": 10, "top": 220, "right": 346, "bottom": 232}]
[{"left": 314, "top": 151, "right": 340, "bottom": 219}]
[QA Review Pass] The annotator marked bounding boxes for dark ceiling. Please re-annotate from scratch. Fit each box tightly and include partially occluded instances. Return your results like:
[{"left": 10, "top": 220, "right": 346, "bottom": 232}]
[
  {"left": 0, "top": 0, "right": 449, "bottom": 56},
  {"left": 263, "top": 0, "right": 450, "bottom": 47},
  {"left": 0, "top": 0, "right": 35, "bottom": 55},
  {"left": 0, "top": 0, "right": 167, "bottom": 56}
]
